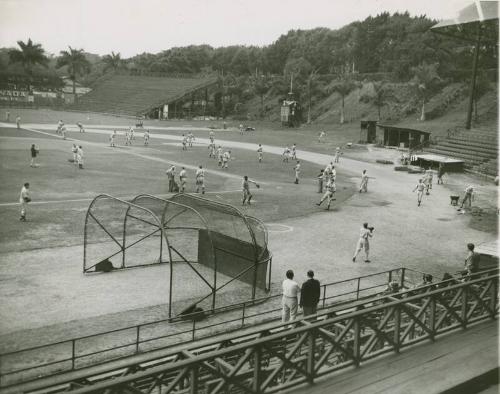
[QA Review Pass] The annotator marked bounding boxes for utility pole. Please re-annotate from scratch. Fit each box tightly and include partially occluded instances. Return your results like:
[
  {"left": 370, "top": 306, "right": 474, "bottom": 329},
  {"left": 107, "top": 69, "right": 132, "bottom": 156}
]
[{"left": 465, "top": 24, "right": 482, "bottom": 130}]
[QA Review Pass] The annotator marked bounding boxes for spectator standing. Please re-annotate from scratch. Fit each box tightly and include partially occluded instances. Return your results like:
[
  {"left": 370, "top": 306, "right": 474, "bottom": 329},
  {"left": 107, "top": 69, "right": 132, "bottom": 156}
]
[
  {"left": 300, "top": 270, "right": 321, "bottom": 316},
  {"left": 166, "top": 165, "right": 176, "bottom": 192},
  {"left": 464, "top": 243, "right": 480, "bottom": 275},
  {"left": 16, "top": 116, "right": 21, "bottom": 129},
  {"left": 282, "top": 270, "right": 300, "bottom": 323}
]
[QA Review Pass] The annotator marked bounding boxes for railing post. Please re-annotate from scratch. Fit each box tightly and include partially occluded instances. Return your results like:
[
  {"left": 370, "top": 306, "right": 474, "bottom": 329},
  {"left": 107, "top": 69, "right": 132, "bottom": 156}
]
[
  {"left": 190, "top": 364, "right": 198, "bottom": 394},
  {"left": 71, "top": 339, "right": 76, "bottom": 370},
  {"left": 241, "top": 303, "right": 246, "bottom": 327},
  {"left": 322, "top": 285, "right": 326, "bottom": 308},
  {"left": 253, "top": 344, "right": 262, "bottom": 392},
  {"left": 307, "top": 329, "right": 316, "bottom": 384},
  {"left": 461, "top": 286, "right": 468, "bottom": 329},
  {"left": 356, "top": 278, "right": 361, "bottom": 300},
  {"left": 353, "top": 317, "right": 361, "bottom": 367},
  {"left": 136, "top": 326, "right": 140, "bottom": 354},
  {"left": 192, "top": 319, "right": 196, "bottom": 341},
  {"left": 388, "top": 270, "right": 393, "bottom": 284},
  {"left": 490, "top": 278, "right": 498, "bottom": 319},
  {"left": 400, "top": 268, "right": 405, "bottom": 289},
  {"left": 429, "top": 295, "right": 436, "bottom": 341},
  {"left": 393, "top": 306, "right": 401, "bottom": 353}
]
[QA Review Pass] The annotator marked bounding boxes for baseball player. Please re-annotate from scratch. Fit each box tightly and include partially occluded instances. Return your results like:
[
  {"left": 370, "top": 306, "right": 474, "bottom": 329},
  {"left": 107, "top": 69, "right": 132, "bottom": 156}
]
[
  {"left": 324, "top": 162, "right": 333, "bottom": 183},
  {"left": 19, "top": 182, "right": 31, "bottom": 221},
  {"left": 209, "top": 131, "right": 215, "bottom": 143},
  {"left": 188, "top": 132, "right": 195, "bottom": 147},
  {"left": 331, "top": 165, "right": 337, "bottom": 182},
  {"left": 318, "top": 131, "right": 326, "bottom": 143},
  {"left": 359, "top": 170, "right": 368, "bottom": 193},
  {"left": 222, "top": 150, "right": 231, "bottom": 169},
  {"left": 294, "top": 161, "right": 301, "bottom": 184},
  {"left": 413, "top": 178, "right": 425, "bottom": 206},
  {"left": 166, "top": 165, "right": 176, "bottom": 192},
  {"left": 291, "top": 144, "right": 297, "bottom": 160},
  {"left": 71, "top": 144, "right": 78, "bottom": 165},
  {"left": 217, "top": 146, "right": 223, "bottom": 167},
  {"left": 16, "top": 116, "right": 21, "bottom": 129},
  {"left": 125, "top": 129, "right": 132, "bottom": 146},
  {"left": 316, "top": 179, "right": 336, "bottom": 210},
  {"left": 352, "top": 223, "right": 373, "bottom": 263},
  {"left": 30, "top": 144, "right": 39, "bottom": 167},
  {"left": 110, "top": 131, "right": 117, "bottom": 147},
  {"left": 257, "top": 144, "right": 263, "bottom": 163},
  {"left": 195, "top": 165, "right": 205, "bottom": 194},
  {"left": 130, "top": 127, "right": 135, "bottom": 140},
  {"left": 282, "top": 146, "right": 290, "bottom": 162},
  {"left": 182, "top": 134, "right": 188, "bottom": 150},
  {"left": 460, "top": 185, "right": 474, "bottom": 209},
  {"left": 179, "top": 167, "right": 187, "bottom": 193},
  {"left": 334, "top": 147, "right": 341, "bottom": 163},
  {"left": 77, "top": 122, "right": 85, "bottom": 133},
  {"left": 424, "top": 168, "right": 433, "bottom": 195},
  {"left": 317, "top": 169, "right": 325, "bottom": 193},
  {"left": 144, "top": 130, "right": 150, "bottom": 145},
  {"left": 57, "top": 120, "right": 64, "bottom": 134},
  {"left": 242, "top": 175, "right": 259, "bottom": 205},
  {"left": 77, "top": 146, "right": 84, "bottom": 169}
]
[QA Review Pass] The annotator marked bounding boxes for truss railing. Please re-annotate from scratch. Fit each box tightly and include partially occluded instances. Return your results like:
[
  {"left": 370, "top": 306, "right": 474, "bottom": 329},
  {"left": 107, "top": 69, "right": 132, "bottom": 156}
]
[
  {"left": 0, "top": 267, "right": 428, "bottom": 388},
  {"left": 21, "top": 269, "right": 495, "bottom": 394}
]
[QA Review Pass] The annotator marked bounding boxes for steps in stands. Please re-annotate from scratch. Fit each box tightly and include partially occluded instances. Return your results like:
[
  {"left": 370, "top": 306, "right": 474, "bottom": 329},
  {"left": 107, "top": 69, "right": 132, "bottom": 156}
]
[{"left": 425, "top": 128, "right": 498, "bottom": 171}]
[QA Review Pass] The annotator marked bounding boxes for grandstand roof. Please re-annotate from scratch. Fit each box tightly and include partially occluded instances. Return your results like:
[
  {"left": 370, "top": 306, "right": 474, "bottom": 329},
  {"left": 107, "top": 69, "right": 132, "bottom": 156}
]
[{"left": 74, "top": 74, "right": 217, "bottom": 116}]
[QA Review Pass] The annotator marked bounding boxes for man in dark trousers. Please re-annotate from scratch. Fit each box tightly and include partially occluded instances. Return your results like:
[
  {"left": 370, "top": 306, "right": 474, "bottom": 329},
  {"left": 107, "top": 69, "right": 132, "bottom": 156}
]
[{"left": 300, "top": 270, "right": 321, "bottom": 316}]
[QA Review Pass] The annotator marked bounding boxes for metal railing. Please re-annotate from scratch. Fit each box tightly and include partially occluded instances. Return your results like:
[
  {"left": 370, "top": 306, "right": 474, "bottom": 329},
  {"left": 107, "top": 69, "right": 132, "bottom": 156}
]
[
  {"left": 0, "top": 267, "right": 426, "bottom": 387},
  {"left": 6, "top": 269, "right": 498, "bottom": 393}
]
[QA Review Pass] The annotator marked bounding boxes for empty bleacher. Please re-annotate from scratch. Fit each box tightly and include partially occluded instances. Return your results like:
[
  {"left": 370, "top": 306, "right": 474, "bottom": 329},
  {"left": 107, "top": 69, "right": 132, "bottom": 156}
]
[
  {"left": 72, "top": 75, "right": 217, "bottom": 116},
  {"left": 425, "top": 127, "right": 498, "bottom": 175}
]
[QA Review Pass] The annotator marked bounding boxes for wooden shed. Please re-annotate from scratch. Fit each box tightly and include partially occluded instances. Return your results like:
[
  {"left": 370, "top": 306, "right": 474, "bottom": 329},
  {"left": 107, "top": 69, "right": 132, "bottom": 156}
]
[{"left": 376, "top": 124, "right": 431, "bottom": 149}]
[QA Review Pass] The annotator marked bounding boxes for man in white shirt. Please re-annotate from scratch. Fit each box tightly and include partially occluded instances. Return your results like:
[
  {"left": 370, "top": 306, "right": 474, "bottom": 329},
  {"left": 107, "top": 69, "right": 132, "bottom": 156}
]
[
  {"left": 195, "top": 165, "right": 205, "bottom": 194},
  {"left": 179, "top": 167, "right": 187, "bottom": 193},
  {"left": 460, "top": 185, "right": 474, "bottom": 209},
  {"left": 19, "top": 182, "right": 31, "bottom": 221},
  {"left": 282, "top": 270, "right": 300, "bottom": 322},
  {"left": 77, "top": 146, "right": 84, "bottom": 169},
  {"left": 359, "top": 170, "right": 368, "bottom": 193},
  {"left": 294, "top": 161, "right": 301, "bottom": 184},
  {"left": 257, "top": 144, "right": 263, "bottom": 163},
  {"left": 352, "top": 223, "right": 373, "bottom": 263},
  {"left": 222, "top": 150, "right": 231, "bottom": 169}
]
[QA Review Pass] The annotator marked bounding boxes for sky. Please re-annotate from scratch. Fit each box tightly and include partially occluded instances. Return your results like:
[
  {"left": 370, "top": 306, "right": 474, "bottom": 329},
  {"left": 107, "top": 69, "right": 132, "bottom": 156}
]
[{"left": 0, "top": 0, "right": 475, "bottom": 58}]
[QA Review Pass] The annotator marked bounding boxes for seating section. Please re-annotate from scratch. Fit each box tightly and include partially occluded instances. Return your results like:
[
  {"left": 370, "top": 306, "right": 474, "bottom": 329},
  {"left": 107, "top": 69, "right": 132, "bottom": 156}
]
[
  {"left": 72, "top": 75, "right": 216, "bottom": 116},
  {"left": 426, "top": 128, "right": 498, "bottom": 175}
]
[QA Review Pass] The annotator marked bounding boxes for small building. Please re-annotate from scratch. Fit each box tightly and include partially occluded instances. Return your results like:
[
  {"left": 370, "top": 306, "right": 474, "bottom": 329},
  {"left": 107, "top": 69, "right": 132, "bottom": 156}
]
[
  {"left": 359, "top": 120, "right": 378, "bottom": 143},
  {"left": 376, "top": 124, "right": 431, "bottom": 149}
]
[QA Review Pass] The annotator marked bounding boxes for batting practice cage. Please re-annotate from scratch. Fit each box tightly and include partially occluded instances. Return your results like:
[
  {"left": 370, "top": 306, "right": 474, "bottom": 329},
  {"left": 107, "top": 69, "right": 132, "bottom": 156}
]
[{"left": 84, "top": 193, "right": 272, "bottom": 318}]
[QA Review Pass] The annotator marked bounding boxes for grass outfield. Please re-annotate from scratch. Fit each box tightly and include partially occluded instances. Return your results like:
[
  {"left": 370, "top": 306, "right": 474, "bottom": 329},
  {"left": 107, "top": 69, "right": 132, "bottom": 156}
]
[{"left": 0, "top": 124, "right": 356, "bottom": 253}]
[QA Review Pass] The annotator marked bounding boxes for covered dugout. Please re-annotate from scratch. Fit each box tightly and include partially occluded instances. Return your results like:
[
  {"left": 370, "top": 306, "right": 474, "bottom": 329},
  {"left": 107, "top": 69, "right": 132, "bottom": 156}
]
[{"left": 84, "top": 193, "right": 272, "bottom": 318}]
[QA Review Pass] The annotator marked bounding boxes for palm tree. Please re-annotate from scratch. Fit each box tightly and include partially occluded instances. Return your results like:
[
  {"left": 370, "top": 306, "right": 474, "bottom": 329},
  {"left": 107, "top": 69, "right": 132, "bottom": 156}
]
[
  {"left": 331, "top": 75, "right": 358, "bottom": 124},
  {"left": 8, "top": 39, "right": 48, "bottom": 87},
  {"left": 411, "top": 62, "right": 441, "bottom": 121},
  {"left": 56, "top": 47, "right": 91, "bottom": 100},
  {"left": 361, "top": 81, "right": 389, "bottom": 120},
  {"left": 102, "top": 51, "right": 124, "bottom": 72}
]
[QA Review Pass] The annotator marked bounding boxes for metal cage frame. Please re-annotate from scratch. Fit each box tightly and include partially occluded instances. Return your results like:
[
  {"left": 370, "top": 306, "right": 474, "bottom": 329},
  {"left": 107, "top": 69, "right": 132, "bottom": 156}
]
[{"left": 83, "top": 193, "right": 272, "bottom": 318}]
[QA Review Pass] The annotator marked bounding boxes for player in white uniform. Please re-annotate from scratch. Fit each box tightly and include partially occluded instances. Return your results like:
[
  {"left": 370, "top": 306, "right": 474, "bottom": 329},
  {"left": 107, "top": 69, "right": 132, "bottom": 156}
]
[
  {"left": 188, "top": 132, "right": 195, "bottom": 147},
  {"left": 352, "top": 223, "right": 373, "bottom": 263},
  {"left": 216, "top": 146, "right": 223, "bottom": 167},
  {"left": 413, "top": 179, "right": 425, "bottom": 206},
  {"left": 57, "top": 120, "right": 63, "bottom": 135},
  {"left": 460, "top": 185, "right": 474, "bottom": 209},
  {"left": 282, "top": 146, "right": 290, "bottom": 162},
  {"left": 71, "top": 144, "right": 78, "bottom": 165},
  {"left": 77, "top": 122, "right": 85, "bottom": 133},
  {"left": 359, "top": 170, "right": 368, "bottom": 193},
  {"left": 144, "top": 130, "right": 150, "bottom": 145},
  {"left": 110, "top": 131, "right": 117, "bottom": 147},
  {"left": 209, "top": 131, "right": 215, "bottom": 143},
  {"left": 316, "top": 179, "right": 336, "bottom": 210},
  {"left": 222, "top": 150, "right": 231, "bottom": 169},
  {"left": 291, "top": 144, "right": 297, "bottom": 160},
  {"left": 77, "top": 146, "right": 84, "bottom": 169},
  {"left": 331, "top": 165, "right": 337, "bottom": 182},
  {"left": 195, "top": 165, "right": 205, "bottom": 194},
  {"left": 16, "top": 116, "right": 21, "bottom": 129},
  {"left": 257, "top": 144, "right": 263, "bottom": 163},
  {"left": 318, "top": 131, "right": 326, "bottom": 143},
  {"left": 334, "top": 147, "right": 341, "bottom": 163},
  {"left": 424, "top": 168, "right": 433, "bottom": 195},
  {"left": 294, "top": 161, "right": 301, "bottom": 184},
  {"left": 125, "top": 129, "right": 132, "bottom": 146},
  {"left": 242, "top": 176, "right": 259, "bottom": 205},
  {"left": 182, "top": 134, "right": 188, "bottom": 150},
  {"left": 19, "top": 182, "right": 31, "bottom": 221},
  {"left": 179, "top": 167, "right": 187, "bottom": 193},
  {"left": 324, "top": 162, "right": 333, "bottom": 183},
  {"left": 130, "top": 127, "right": 135, "bottom": 140}
]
